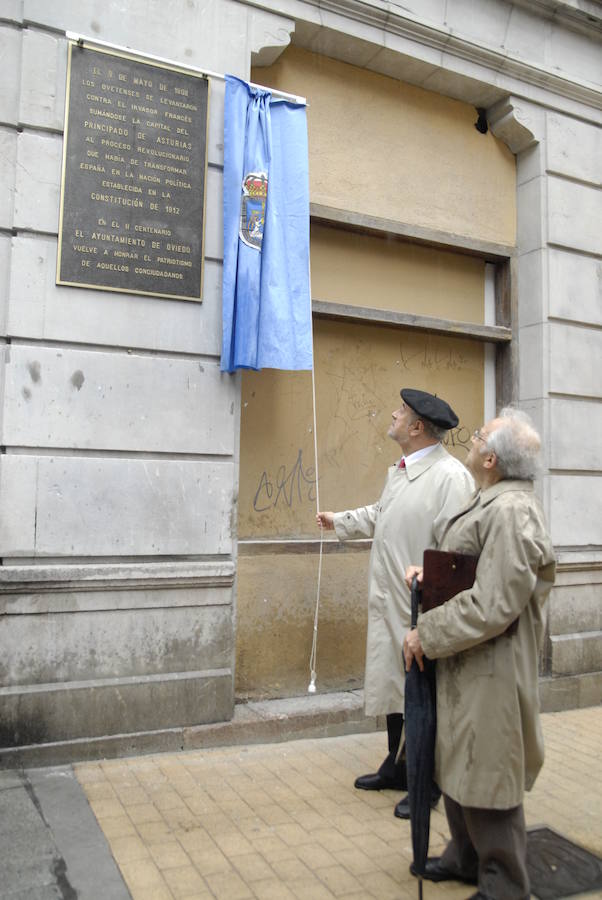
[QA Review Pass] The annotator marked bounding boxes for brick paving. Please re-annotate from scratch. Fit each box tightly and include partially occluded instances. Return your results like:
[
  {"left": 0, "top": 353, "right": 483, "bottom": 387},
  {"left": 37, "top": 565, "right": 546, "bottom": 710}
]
[{"left": 75, "top": 706, "right": 602, "bottom": 900}]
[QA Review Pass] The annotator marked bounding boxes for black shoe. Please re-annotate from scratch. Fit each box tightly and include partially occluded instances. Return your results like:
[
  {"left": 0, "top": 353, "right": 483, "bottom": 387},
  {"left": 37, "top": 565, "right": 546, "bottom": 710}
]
[
  {"left": 467, "top": 893, "right": 493, "bottom": 899},
  {"left": 394, "top": 790, "right": 440, "bottom": 819},
  {"left": 409, "top": 857, "right": 478, "bottom": 885},
  {"left": 354, "top": 772, "right": 404, "bottom": 791}
]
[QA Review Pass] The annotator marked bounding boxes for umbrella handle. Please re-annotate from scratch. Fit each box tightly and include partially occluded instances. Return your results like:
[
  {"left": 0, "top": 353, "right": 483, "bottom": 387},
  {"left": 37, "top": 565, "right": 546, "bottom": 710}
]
[{"left": 411, "top": 575, "right": 420, "bottom": 629}]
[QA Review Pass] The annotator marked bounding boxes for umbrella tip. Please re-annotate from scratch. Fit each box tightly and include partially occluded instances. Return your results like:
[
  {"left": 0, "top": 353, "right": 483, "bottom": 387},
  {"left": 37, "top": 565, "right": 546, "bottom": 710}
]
[{"left": 307, "top": 671, "right": 317, "bottom": 693}]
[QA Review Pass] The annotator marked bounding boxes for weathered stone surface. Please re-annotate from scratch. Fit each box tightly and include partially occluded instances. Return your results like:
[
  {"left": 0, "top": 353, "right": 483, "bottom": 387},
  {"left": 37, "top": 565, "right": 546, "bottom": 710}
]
[
  {"left": 0, "top": 455, "right": 234, "bottom": 557},
  {"left": 548, "top": 248, "right": 602, "bottom": 327},
  {"left": 549, "top": 474, "right": 602, "bottom": 547},
  {"left": 0, "top": 24, "right": 21, "bottom": 125},
  {"left": 14, "top": 130, "right": 62, "bottom": 234},
  {"left": 549, "top": 581, "right": 602, "bottom": 636},
  {"left": 8, "top": 235, "right": 223, "bottom": 353},
  {"left": 548, "top": 20, "right": 602, "bottom": 89},
  {"left": 547, "top": 112, "right": 601, "bottom": 186},
  {"left": 517, "top": 249, "right": 544, "bottom": 329},
  {"left": 1, "top": 600, "right": 233, "bottom": 685},
  {"left": 0, "top": 235, "right": 10, "bottom": 336},
  {"left": 518, "top": 322, "right": 545, "bottom": 401},
  {"left": 550, "top": 630, "right": 602, "bottom": 676},
  {"left": 0, "top": 1, "right": 23, "bottom": 24},
  {"left": 24, "top": 0, "right": 250, "bottom": 79},
  {"left": 0, "top": 126, "right": 17, "bottom": 229},
  {"left": 517, "top": 175, "right": 545, "bottom": 254},
  {"left": 19, "top": 28, "right": 67, "bottom": 131},
  {"left": 548, "top": 397, "right": 602, "bottom": 471},
  {"left": 0, "top": 669, "right": 234, "bottom": 744},
  {"left": 549, "top": 322, "right": 602, "bottom": 398},
  {"left": 204, "top": 164, "right": 223, "bottom": 259},
  {"left": 548, "top": 176, "right": 601, "bottom": 256},
  {"left": 539, "top": 672, "right": 602, "bottom": 712},
  {"left": 2, "top": 345, "right": 235, "bottom": 454}
]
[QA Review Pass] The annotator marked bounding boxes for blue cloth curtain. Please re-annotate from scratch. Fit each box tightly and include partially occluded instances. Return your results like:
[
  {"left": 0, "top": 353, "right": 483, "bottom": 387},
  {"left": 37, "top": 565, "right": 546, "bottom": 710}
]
[{"left": 221, "top": 75, "right": 313, "bottom": 372}]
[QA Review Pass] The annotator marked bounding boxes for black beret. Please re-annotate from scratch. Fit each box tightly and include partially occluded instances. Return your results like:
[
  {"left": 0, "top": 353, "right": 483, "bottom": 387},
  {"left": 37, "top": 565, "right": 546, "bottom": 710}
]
[{"left": 401, "top": 388, "right": 459, "bottom": 429}]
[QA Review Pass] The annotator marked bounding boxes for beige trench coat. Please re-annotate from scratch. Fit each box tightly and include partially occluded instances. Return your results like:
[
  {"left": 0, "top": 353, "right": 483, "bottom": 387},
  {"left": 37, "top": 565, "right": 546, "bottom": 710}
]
[
  {"left": 418, "top": 480, "right": 556, "bottom": 809},
  {"left": 334, "top": 444, "right": 474, "bottom": 717}
]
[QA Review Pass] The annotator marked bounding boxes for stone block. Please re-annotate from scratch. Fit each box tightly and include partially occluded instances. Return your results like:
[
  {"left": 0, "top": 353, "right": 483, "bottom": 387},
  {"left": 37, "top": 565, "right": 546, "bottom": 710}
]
[
  {"left": 0, "top": 1, "right": 22, "bottom": 24},
  {"left": 203, "top": 164, "right": 222, "bottom": 260},
  {"left": 549, "top": 322, "right": 602, "bottom": 399},
  {"left": 548, "top": 397, "right": 602, "bottom": 471},
  {"left": 2, "top": 345, "right": 236, "bottom": 454},
  {"left": 548, "top": 581, "right": 602, "bottom": 636},
  {"left": 547, "top": 113, "right": 601, "bottom": 187},
  {"left": 504, "top": 6, "right": 548, "bottom": 69},
  {"left": 517, "top": 249, "right": 544, "bottom": 328},
  {"left": 516, "top": 142, "right": 544, "bottom": 188},
  {"left": 207, "top": 76, "right": 224, "bottom": 168},
  {"left": 249, "top": 7, "right": 294, "bottom": 68},
  {"left": 14, "top": 130, "right": 62, "bottom": 234},
  {"left": 518, "top": 323, "right": 545, "bottom": 401},
  {"left": 517, "top": 175, "right": 545, "bottom": 253},
  {"left": 0, "top": 25, "right": 21, "bottom": 125},
  {"left": 305, "top": 25, "right": 381, "bottom": 72},
  {"left": 548, "top": 176, "right": 601, "bottom": 256},
  {"left": 549, "top": 474, "right": 602, "bottom": 547},
  {"left": 548, "top": 248, "right": 602, "bottom": 327},
  {"left": 19, "top": 28, "right": 67, "bottom": 131},
  {"left": 539, "top": 672, "right": 602, "bottom": 712},
  {"left": 0, "top": 234, "right": 10, "bottom": 335},
  {"left": 0, "top": 127, "right": 17, "bottom": 229},
  {"left": 0, "top": 454, "right": 234, "bottom": 557},
  {"left": 0, "top": 669, "right": 234, "bottom": 745},
  {"left": 421, "top": 62, "right": 503, "bottom": 109},
  {"left": 550, "top": 630, "right": 602, "bottom": 676},
  {"left": 364, "top": 44, "right": 440, "bottom": 88},
  {"left": 549, "top": 23, "right": 601, "bottom": 90},
  {"left": 0, "top": 454, "right": 37, "bottom": 554},
  {"left": 445, "top": 0, "right": 513, "bottom": 52},
  {"left": 1, "top": 598, "right": 233, "bottom": 685},
  {"left": 8, "top": 235, "right": 223, "bottom": 353},
  {"left": 23, "top": 0, "right": 250, "bottom": 82}
]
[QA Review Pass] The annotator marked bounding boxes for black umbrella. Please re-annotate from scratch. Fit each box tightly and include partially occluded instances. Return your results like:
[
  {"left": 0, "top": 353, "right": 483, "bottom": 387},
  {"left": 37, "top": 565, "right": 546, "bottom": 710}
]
[{"left": 405, "top": 575, "right": 437, "bottom": 900}]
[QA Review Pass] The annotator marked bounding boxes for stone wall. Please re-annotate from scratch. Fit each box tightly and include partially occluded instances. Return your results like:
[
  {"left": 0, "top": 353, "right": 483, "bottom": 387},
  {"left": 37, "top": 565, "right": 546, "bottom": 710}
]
[{"left": 0, "top": 0, "right": 294, "bottom": 757}]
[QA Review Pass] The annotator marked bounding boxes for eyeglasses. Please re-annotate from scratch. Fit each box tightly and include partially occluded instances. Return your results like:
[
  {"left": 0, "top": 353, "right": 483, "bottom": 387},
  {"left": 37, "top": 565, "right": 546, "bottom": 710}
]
[{"left": 472, "top": 429, "right": 487, "bottom": 443}]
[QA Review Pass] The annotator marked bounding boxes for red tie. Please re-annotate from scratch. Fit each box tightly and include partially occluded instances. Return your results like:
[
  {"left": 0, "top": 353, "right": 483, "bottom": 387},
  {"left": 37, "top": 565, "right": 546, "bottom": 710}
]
[{"left": 398, "top": 458, "right": 406, "bottom": 469}]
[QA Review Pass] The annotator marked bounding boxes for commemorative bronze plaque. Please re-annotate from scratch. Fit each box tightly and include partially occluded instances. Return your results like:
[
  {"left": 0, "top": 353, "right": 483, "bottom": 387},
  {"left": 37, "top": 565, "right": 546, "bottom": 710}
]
[{"left": 57, "top": 42, "right": 209, "bottom": 301}]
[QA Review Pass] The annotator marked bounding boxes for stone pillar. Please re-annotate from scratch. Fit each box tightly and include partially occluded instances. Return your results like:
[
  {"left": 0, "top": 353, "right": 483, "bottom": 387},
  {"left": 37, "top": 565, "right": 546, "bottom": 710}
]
[{"left": 490, "top": 95, "right": 602, "bottom": 709}]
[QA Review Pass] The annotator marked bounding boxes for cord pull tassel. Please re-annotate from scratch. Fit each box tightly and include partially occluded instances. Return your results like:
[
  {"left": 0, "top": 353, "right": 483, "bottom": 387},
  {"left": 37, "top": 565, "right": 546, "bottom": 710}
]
[{"left": 307, "top": 671, "right": 317, "bottom": 693}]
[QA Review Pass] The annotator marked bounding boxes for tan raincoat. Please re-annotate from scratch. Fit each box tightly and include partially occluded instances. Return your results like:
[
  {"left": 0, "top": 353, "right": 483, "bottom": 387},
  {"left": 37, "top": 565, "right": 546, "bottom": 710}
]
[
  {"left": 418, "top": 480, "right": 556, "bottom": 809},
  {"left": 333, "top": 444, "right": 474, "bottom": 717}
]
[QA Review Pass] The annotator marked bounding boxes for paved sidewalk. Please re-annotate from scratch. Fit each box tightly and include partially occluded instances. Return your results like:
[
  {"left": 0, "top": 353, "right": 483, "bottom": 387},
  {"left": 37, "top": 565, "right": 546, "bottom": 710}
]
[{"left": 71, "top": 706, "right": 602, "bottom": 900}]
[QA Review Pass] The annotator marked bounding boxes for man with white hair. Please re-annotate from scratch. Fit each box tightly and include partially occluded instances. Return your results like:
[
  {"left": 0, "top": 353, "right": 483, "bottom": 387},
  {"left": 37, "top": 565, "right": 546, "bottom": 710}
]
[{"left": 403, "top": 408, "right": 556, "bottom": 900}]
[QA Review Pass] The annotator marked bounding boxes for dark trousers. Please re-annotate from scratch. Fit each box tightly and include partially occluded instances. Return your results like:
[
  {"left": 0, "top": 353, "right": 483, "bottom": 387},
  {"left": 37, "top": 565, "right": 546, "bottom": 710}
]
[
  {"left": 377, "top": 713, "right": 407, "bottom": 786},
  {"left": 441, "top": 793, "right": 530, "bottom": 899}
]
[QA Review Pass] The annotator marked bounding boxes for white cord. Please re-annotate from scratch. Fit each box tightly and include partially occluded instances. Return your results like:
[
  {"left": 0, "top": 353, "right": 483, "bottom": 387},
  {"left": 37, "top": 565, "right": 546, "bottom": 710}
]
[
  {"left": 307, "top": 251, "right": 323, "bottom": 694},
  {"left": 308, "top": 354, "right": 323, "bottom": 693}
]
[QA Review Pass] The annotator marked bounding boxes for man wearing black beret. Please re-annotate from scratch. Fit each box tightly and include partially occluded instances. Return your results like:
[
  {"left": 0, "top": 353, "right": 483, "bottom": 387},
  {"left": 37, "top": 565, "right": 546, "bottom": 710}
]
[{"left": 317, "top": 388, "right": 474, "bottom": 819}]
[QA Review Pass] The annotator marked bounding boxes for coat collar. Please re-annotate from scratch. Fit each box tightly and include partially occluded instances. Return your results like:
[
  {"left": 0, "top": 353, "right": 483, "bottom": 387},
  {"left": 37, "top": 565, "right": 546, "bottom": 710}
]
[
  {"left": 479, "top": 479, "right": 535, "bottom": 507},
  {"left": 404, "top": 443, "right": 450, "bottom": 481}
]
